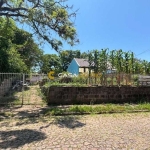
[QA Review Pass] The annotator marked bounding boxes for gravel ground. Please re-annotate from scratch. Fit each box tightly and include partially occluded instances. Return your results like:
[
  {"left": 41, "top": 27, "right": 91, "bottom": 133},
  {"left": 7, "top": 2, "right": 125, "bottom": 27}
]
[{"left": 0, "top": 112, "right": 150, "bottom": 150}]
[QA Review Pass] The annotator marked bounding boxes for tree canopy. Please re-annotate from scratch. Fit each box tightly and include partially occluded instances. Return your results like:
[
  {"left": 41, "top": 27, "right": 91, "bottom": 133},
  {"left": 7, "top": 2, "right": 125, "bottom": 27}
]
[
  {"left": 59, "top": 50, "right": 81, "bottom": 71},
  {"left": 40, "top": 54, "right": 61, "bottom": 74},
  {"left": 0, "top": 0, "right": 79, "bottom": 51},
  {"left": 0, "top": 17, "right": 43, "bottom": 73}
]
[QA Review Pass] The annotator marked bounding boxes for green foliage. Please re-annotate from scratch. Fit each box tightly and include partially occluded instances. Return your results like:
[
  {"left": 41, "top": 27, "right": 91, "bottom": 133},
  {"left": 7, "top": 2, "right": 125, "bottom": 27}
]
[
  {"left": 0, "top": 34, "right": 28, "bottom": 72},
  {"left": 0, "top": 17, "right": 43, "bottom": 73},
  {"left": 13, "top": 29, "right": 43, "bottom": 72},
  {"left": 0, "top": 17, "right": 15, "bottom": 39},
  {"left": 40, "top": 50, "right": 85, "bottom": 73},
  {"left": 59, "top": 50, "right": 81, "bottom": 71},
  {"left": 44, "top": 107, "right": 64, "bottom": 116},
  {"left": 87, "top": 49, "right": 150, "bottom": 75},
  {"left": 88, "top": 49, "right": 109, "bottom": 74},
  {"left": 44, "top": 80, "right": 87, "bottom": 87},
  {"left": 40, "top": 54, "right": 61, "bottom": 74},
  {"left": 80, "top": 52, "right": 89, "bottom": 59},
  {"left": 133, "top": 75, "right": 139, "bottom": 82},
  {"left": 7, "top": 47, "right": 28, "bottom": 72},
  {"left": 59, "top": 77, "right": 73, "bottom": 83},
  {"left": 72, "top": 74, "right": 88, "bottom": 84},
  {"left": 43, "top": 103, "right": 150, "bottom": 116},
  {"left": 0, "top": 0, "right": 79, "bottom": 51}
]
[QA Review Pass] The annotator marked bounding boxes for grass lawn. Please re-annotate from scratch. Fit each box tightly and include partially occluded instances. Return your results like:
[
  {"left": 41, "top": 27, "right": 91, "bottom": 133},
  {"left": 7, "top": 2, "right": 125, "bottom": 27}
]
[{"left": 44, "top": 103, "right": 150, "bottom": 116}]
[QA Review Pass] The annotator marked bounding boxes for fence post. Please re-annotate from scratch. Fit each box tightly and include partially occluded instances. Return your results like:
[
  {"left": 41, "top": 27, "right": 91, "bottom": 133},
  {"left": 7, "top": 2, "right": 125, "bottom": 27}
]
[{"left": 21, "top": 73, "right": 25, "bottom": 106}]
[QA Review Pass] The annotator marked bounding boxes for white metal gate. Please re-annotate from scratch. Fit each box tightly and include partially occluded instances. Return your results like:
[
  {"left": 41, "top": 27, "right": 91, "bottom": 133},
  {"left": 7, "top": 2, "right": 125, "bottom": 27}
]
[{"left": 0, "top": 73, "right": 47, "bottom": 107}]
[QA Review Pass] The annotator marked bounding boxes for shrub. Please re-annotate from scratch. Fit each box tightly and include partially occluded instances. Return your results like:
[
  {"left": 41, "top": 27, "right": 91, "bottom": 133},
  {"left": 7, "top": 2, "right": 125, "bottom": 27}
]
[
  {"left": 59, "top": 77, "right": 73, "bottom": 83},
  {"left": 72, "top": 74, "right": 88, "bottom": 84}
]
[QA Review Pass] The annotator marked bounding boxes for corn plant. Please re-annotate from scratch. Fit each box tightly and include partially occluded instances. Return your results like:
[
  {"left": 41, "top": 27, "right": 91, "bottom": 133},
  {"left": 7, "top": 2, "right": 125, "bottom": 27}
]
[
  {"left": 108, "top": 50, "right": 115, "bottom": 85},
  {"left": 99, "top": 49, "right": 109, "bottom": 85},
  {"left": 88, "top": 50, "right": 94, "bottom": 84},
  {"left": 93, "top": 50, "right": 99, "bottom": 84}
]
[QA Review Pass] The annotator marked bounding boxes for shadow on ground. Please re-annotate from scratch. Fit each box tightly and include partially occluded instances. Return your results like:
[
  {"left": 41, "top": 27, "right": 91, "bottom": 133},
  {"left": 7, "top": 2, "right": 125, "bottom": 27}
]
[
  {"left": 0, "top": 96, "right": 20, "bottom": 106},
  {"left": 0, "top": 106, "right": 86, "bottom": 129},
  {"left": 0, "top": 115, "right": 86, "bottom": 131},
  {"left": 15, "top": 115, "right": 86, "bottom": 129},
  {"left": 38, "top": 115, "right": 86, "bottom": 130},
  {"left": 0, "top": 129, "right": 46, "bottom": 149},
  {"left": 53, "top": 116, "right": 86, "bottom": 129}
]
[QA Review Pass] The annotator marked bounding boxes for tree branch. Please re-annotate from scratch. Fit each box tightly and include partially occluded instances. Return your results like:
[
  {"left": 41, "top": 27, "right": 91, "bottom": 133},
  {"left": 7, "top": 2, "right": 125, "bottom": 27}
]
[
  {"left": 1, "top": 6, "right": 27, "bottom": 12},
  {"left": 0, "top": 0, "right": 78, "bottom": 51},
  {"left": 0, "top": 0, "right": 5, "bottom": 9},
  {"left": 0, "top": 12, "right": 27, "bottom": 17},
  {"left": 32, "top": 0, "right": 40, "bottom": 9}
]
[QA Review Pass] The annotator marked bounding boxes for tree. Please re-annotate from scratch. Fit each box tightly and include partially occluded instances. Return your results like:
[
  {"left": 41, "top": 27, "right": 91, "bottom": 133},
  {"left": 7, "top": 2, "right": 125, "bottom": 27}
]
[
  {"left": 41, "top": 50, "right": 85, "bottom": 74},
  {"left": 80, "top": 52, "right": 89, "bottom": 59},
  {"left": 12, "top": 28, "right": 43, "bottom": 71},
  {"left": 0, "top": 17, "right": 15, "bottom": 51},
  {"left": 0, "top": 0, "right": 79, "bottom": 51},
  {"left": 6, "top": 47, "right": 28, "bottom": 72},
  {"left": 0, "top": 17, "right": 43, "bottom": 72},
  {"left": 40, "top": 54, "right": 61, "bottom": 74},
  {"left": 59, "top": 50, "right": 81, "bottom": 71},
  {"left": 0, "top": 17, "right": 27, "bottom": 72}
]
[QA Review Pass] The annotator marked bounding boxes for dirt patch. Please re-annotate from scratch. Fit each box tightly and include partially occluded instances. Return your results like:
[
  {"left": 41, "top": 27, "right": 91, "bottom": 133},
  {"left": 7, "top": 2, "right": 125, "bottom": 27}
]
[{"left": 0, "top": 85, "right": 47, "bottom": 118}]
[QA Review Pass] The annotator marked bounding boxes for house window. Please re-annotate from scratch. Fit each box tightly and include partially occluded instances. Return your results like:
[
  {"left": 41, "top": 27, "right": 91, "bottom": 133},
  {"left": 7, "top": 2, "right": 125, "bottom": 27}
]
[{"left": 79, "top": 68, "right": 84, "bottom": 73}]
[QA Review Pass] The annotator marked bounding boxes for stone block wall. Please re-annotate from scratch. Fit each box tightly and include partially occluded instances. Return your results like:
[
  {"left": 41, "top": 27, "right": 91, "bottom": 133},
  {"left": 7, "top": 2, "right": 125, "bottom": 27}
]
[{"left": 45, "top": 86, "right": 150, "bottom": 105}]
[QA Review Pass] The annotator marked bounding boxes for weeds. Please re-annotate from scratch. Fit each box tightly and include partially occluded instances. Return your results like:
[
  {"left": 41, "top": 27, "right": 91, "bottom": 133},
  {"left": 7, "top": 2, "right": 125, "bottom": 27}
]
[
  {"left": 44, "top": 81, "right": 87, "bottom": 87},
  {"left": 44, "top": 103, "right": 150, "bottom": 116}
]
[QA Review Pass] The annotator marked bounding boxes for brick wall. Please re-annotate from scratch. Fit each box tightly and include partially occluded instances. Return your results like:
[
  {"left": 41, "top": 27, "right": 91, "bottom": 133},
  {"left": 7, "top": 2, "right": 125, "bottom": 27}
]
[{"left": 44, "top": 86, "right": 150, "bottom": 105}]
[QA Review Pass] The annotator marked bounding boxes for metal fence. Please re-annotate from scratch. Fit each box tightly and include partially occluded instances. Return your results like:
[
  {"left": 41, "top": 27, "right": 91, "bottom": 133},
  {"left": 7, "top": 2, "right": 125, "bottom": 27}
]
[
  {"left": 86, "top": 73, "right": 136, "bottom": 86},
  {"left": 0, "top": 73, "right": 48, "bottom": 106},
  {"left": 1, "top": 72, "right": 150, "bottom": 106},
  {"left": 53, "top": 72, "right": 150, "bottom": 87}
]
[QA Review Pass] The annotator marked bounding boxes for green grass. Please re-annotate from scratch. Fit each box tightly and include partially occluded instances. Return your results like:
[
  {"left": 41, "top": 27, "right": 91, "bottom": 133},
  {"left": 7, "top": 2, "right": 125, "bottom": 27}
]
[
  {"left": 43, "top": 103, "right": 150, "bottom": 116},
  {"left": 0, "top": 112, "right": 14, "bottom": 117},
  {"left": 44, "top": 81, "right": 87, "bottom": 87},
  {"left": 0, "top": 96, "right": 20, "bottom": 105}
]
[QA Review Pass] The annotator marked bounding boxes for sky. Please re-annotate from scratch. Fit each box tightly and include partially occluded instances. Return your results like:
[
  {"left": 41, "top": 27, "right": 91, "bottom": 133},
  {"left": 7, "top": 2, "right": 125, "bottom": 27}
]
[{"left": 35, "top": 0, "right": 150, "bottom": 61}]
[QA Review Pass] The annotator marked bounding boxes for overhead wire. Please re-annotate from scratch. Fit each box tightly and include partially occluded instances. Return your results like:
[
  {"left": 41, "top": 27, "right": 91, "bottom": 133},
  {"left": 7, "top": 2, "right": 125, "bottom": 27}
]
[{"left": 135, "top": 49, "right": 150, "bottom": 56}]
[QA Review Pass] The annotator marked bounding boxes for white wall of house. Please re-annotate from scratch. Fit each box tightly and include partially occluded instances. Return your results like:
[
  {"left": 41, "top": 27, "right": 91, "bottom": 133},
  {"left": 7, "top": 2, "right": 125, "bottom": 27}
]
[{"left": 79, "top": 68, "right": 89, "bottom": 74}]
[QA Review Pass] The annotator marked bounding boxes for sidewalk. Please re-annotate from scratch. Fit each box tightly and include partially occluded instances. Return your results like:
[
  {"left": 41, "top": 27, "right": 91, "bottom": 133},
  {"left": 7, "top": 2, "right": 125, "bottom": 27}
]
[
  {"left": 0, "top": 112, "right": 150, "bottom": 150},
  {"left": 0, "top": 85, "right": 150, "bottom": 149}
]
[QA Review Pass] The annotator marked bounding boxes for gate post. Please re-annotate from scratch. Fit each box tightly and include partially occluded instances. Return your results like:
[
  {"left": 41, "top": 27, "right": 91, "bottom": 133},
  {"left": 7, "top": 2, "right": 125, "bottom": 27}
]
[{"left": 21, "top": 73, "right": 25, "bottom": 106}]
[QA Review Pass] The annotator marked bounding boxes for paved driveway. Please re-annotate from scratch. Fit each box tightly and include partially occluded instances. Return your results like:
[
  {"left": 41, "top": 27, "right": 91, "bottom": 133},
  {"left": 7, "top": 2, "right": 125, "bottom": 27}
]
[{"left": 0, "top": 113, "right": 150, "bottom": 150}]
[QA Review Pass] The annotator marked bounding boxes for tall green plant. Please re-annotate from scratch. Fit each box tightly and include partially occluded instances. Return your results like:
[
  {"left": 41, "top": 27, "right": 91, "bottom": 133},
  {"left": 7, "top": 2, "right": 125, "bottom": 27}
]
[
  {"left": 108, "top": 50, "right": 116, "bottom": 85},
  {"left": 93, "top": 50, "right": 99, "bottom": 83},
  {"left": 88, "top": 51, "right": 94, "bottom": 84},
  {"left": 94, "top": 49, "right": 108, "bottom": 85},
  {"left": 115, "top": 50, "right": 124, "bottom": 73},
  {"left": 141, "top": 60, "right": 150, "bottom": 75},
  {"left": 109, "top": 50, "right": 115, "bottom": 70}
]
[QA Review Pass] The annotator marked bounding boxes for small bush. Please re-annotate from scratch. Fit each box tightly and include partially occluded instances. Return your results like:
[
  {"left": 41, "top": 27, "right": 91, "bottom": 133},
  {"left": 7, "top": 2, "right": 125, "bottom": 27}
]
[
  {"left": 133, "top": 75, "right": 138, "bottom": 82},
  {"left": 59, "top": 77, "right": 73, "bottom": 83},
  {"left": 72, "top": 74, "right": 87, "bottom": 84}
]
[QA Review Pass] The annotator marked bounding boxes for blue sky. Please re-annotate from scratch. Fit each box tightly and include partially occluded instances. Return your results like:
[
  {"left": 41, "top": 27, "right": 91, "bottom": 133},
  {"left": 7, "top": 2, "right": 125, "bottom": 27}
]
[{"left": 40, "top": 0, "right": 150, "bottom": 61}]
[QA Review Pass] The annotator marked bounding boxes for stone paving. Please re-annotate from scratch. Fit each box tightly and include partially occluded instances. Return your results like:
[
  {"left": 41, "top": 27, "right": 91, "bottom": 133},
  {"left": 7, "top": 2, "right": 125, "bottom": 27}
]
[{"left": 0, "top": 113, "right": 150, "bottom": 150}]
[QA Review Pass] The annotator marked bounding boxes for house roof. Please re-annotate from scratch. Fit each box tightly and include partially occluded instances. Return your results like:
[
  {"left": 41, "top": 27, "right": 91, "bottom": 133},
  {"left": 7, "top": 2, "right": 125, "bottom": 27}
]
[
  {"left": 74, "top": 58, "right": 89, "bottom": 67},
  {"left": 74, "top": 58, "right": 116, "bottom": 70}
]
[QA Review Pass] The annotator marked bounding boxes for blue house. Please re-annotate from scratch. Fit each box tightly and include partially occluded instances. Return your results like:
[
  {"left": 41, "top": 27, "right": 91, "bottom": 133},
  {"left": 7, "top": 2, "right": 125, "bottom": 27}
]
[
  {"left": 67, "top": 58, "right": 117, "bottom": 75},
  {"left": 67, "top": 58, "right": 89, "bottom": 75}
]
